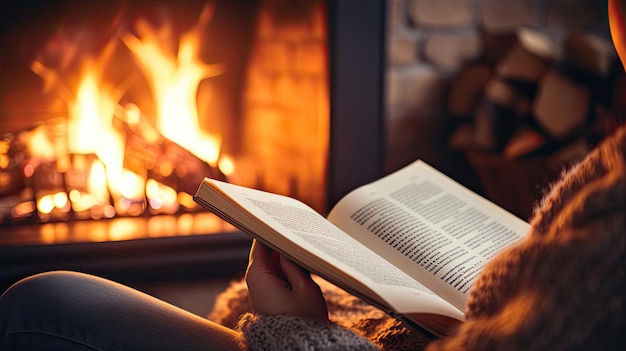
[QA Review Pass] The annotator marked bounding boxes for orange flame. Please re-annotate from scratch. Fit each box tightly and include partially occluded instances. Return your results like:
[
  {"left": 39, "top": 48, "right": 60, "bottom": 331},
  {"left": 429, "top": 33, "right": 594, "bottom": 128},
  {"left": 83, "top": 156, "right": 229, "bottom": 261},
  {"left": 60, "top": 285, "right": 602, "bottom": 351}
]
[
  {"left": 121, "top": 3, "right": 223, "bottom": 165},
  {"left": 67, "top": 68, "right": 129, "bottom": 197}
]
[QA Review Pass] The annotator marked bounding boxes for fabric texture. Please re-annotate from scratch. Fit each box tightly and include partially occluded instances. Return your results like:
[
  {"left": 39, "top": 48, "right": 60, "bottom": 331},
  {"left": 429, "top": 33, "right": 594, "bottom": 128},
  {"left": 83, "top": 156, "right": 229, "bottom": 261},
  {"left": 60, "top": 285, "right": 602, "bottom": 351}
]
[
  {"left": 428, "top": 125, "right": 626, "bottom": 350},
  {"left": 209, "top": 125, "right": 626, "bottom": 351},
  {"left": 0, "top": 271, "right": 241, "bottom": 351},
  {"left": 209, "top": 277, "right": 430, "bottom": 350},
  {"left": 236, "top": 314, "right": 380, "bottom": 351}
]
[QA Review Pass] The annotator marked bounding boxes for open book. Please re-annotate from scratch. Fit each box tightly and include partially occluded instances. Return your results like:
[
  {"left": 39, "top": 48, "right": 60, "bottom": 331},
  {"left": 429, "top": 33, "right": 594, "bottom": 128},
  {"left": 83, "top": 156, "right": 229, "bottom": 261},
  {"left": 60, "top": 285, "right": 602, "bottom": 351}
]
[{"left": 193, "top": 160, "right": 529, "bottom": 338}]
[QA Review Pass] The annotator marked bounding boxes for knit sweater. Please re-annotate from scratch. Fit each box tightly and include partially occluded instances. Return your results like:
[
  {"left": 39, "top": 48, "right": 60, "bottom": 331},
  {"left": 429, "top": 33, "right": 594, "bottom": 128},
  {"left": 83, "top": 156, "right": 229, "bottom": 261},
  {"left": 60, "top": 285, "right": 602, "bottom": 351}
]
[{"left": 230, "top": 125, "right": 626, "bottom": 350}]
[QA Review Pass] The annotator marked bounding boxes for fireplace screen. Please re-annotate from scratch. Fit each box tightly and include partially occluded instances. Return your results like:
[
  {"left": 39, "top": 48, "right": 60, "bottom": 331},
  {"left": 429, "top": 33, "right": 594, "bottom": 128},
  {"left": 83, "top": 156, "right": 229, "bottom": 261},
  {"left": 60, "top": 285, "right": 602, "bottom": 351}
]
[{"left": 0, "top": 0, "right": 333, "bottom": 244}]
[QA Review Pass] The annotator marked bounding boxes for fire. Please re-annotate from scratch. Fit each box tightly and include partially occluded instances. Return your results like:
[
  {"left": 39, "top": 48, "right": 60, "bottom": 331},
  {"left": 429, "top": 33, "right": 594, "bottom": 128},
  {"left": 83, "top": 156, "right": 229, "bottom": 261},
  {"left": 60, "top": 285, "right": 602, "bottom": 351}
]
[
  {"left": 121, "top": 4, "right": 223, "bottom": 165},
  {"left": 27, "top": 3, "right": 227, "bottom": 219},
  {"left": 67, "top": 68, "right": 129, "bottom": 199},
  {"left": 23, "top": 125, "right": 57, "bottom": 162}
]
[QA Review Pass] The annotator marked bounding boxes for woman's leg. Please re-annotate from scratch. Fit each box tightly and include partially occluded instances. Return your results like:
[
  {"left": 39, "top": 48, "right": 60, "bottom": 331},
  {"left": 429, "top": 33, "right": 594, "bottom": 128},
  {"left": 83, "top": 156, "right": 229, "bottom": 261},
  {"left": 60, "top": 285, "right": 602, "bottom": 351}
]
[{"left": 0, "top": 271, "right": 242, "bottom": 351}]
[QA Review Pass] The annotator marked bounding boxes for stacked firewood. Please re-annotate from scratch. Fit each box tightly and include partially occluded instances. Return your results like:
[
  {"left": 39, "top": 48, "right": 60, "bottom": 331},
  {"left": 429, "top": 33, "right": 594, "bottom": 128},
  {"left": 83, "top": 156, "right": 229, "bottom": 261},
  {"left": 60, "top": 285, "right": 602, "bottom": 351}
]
[{"left": 446, "top": 28, "right": 624, "bottom": 218}]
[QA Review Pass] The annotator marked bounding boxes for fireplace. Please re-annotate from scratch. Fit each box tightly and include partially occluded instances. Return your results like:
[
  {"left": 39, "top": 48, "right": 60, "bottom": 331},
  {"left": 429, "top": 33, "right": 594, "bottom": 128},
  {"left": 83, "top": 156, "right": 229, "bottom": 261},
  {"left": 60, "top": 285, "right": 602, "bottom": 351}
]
[{"left": 0, "top": 0, "right": 386, "bottom": 288}]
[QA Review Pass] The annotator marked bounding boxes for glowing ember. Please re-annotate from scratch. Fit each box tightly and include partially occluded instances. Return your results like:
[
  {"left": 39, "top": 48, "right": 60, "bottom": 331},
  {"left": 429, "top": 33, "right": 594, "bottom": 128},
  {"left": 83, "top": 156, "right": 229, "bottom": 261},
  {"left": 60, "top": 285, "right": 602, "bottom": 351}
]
[{"left": 146, "top": 178, "right": 179, "bottom": 214}]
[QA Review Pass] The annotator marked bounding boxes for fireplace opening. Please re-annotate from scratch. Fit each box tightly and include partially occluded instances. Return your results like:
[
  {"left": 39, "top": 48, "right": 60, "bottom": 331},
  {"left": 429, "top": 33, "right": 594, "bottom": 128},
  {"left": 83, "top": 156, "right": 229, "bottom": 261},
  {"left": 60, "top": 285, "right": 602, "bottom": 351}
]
[
  {"left": 0, "top": 0, "right": 331, "bottom": 238},
  {"left": 0, "top": 0, "right": 386, "bottom": 288}
]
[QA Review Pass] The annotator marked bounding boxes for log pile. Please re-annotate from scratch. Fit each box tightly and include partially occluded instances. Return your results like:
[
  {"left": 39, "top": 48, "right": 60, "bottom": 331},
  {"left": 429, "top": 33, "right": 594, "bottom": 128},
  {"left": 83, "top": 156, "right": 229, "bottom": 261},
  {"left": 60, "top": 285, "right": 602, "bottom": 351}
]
[
  {"left": 0, "top": 111, "right": 227, "bottom": 226},
  {"left": 446, "top": 28, "right": 624, "bottom": 219}
]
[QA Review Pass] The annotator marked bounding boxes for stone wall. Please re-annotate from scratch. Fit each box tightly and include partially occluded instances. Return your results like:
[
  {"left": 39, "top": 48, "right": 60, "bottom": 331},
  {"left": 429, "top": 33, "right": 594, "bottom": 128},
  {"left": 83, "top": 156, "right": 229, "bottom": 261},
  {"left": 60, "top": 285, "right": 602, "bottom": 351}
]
[{"left": 385, "top": 0, "right": 611, "bottom": 184}]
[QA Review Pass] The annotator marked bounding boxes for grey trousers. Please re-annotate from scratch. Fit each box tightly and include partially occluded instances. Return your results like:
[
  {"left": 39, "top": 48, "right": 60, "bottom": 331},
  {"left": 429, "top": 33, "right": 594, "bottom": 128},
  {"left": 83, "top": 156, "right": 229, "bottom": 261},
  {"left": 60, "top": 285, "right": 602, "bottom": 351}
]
[{"left": 0, "top": 271, "right": 242, "bottom": 350}]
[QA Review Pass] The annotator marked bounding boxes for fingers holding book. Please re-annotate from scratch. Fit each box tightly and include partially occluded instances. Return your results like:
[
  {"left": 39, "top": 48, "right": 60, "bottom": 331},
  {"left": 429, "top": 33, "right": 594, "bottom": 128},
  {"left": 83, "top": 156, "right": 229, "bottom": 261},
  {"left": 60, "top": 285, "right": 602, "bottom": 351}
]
[{"left": 245, "top": 239, "right": 328, "bottom": 320}]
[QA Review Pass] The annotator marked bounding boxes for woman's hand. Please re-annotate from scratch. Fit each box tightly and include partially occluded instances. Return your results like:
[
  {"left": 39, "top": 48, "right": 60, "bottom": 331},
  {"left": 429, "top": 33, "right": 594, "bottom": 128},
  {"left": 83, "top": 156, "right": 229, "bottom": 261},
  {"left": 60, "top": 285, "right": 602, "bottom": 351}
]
[{"left": 245, "top": 239, "right": 328, "bottom": 320}]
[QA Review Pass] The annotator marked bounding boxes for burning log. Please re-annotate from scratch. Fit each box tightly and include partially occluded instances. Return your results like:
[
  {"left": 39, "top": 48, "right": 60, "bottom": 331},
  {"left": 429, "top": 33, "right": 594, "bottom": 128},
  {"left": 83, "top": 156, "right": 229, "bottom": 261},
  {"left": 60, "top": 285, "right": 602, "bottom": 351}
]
[
  {"left": 115, "top": 106, "right": 227, "bottom": 198},
  {"left": 0, "top": 133, "right": 35, "bottom": 225},
  {"left": 0, "top": 134, "right": 28, "bottom": 198},
  {"left": 0, "top": 107, "right": 227, "bottom": 225}
]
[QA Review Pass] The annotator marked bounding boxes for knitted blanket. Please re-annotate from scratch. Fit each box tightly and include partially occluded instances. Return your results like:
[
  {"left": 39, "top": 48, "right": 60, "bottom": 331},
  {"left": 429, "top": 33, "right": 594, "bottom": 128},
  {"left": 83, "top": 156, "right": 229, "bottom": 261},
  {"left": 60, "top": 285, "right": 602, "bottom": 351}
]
[{"left": 208, "top": 276, "right": 432, "bottom": 350}]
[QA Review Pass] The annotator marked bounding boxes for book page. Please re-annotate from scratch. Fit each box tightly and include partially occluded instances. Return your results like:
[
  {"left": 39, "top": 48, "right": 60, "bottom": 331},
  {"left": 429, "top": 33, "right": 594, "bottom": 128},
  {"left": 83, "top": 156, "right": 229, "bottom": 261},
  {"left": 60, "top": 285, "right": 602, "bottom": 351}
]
[
  {"left": 328, "top": 160, "right": 529, "bottom": 311},
  {"left": 195, "top": 179, "right": 465, "bottom": 324}
]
